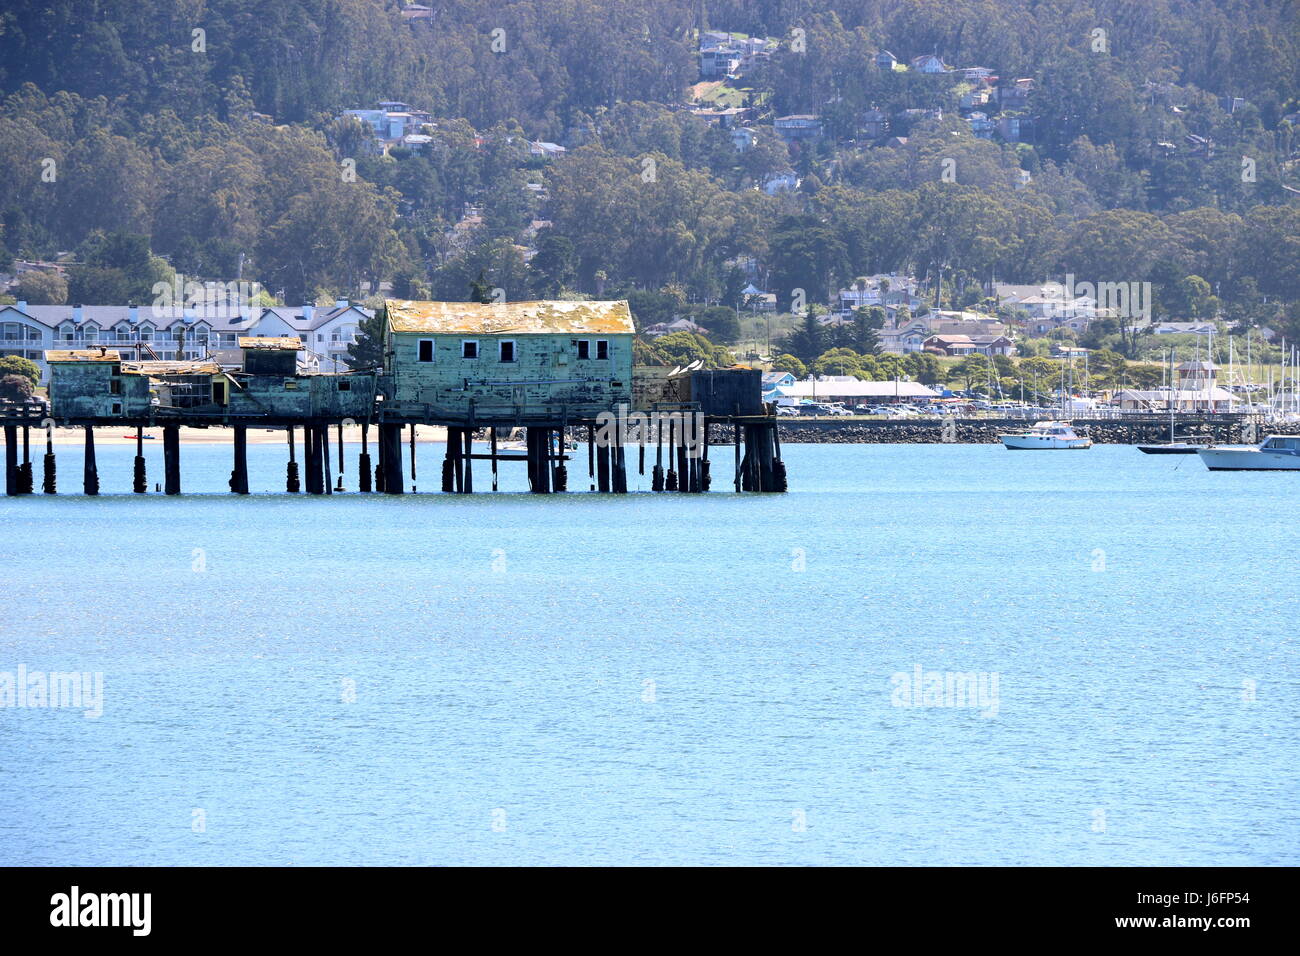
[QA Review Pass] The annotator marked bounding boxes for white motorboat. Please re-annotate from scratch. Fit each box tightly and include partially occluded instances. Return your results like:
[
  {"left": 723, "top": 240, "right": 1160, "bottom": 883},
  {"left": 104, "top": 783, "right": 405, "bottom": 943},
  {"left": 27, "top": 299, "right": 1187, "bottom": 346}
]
[
  {"left": 1197, "top": 435, "right": 1300, "bottom": 470},
  {"left": 999, "top": 421, "right": 1092, "bottom": 450}
]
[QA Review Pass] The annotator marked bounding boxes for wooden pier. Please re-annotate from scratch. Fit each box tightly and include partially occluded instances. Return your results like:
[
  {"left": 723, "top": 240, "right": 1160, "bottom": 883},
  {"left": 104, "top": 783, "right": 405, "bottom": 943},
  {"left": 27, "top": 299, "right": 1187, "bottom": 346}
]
[
  {"left": 1, "top": 406, "right": 784, "bottom": 497},
  {"left": 3, "top": 300, "right": 787, "bottom": 497}
]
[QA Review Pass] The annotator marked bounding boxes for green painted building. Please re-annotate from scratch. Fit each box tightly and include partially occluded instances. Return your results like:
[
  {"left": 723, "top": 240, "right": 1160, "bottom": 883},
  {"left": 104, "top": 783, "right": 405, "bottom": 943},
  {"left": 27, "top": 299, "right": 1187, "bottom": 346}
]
[
  {"left": 44, "top": 349, "right": 153, "bottom": 420},
  {"left": 382, "top": 299, "right": 635, "bottom": 419},
  {"left": 45, "top": 341, "right": 376, "bottom": 423}
]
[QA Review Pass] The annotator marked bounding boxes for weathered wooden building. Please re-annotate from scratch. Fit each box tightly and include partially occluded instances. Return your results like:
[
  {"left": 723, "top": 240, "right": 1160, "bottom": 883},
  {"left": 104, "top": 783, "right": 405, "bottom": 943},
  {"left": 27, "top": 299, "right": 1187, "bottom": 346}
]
[
  {"left": 382, "top": 299, "right": 634, "bottom": 420},
  {"left": 131, "top": 360, "right": 223, "bottom": 410},
  {"left": 44, "top": 340, "right": 376, "bottom": 423},
  {"left": 218, "top": 338, "right": 376, "bottom": 421},
  {"left": 45, "top": 349, "right": 152, "bottom": 419},
  {"left": 19, "top": 309, "right": 786, "bottom": 498}
]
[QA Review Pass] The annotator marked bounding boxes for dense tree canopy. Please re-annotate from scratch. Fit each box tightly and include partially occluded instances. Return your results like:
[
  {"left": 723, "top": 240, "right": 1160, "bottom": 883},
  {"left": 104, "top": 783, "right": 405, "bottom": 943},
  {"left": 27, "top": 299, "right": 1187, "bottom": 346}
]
[{"left": 0, "top": 0, "right": 1294, "bottom": 338}]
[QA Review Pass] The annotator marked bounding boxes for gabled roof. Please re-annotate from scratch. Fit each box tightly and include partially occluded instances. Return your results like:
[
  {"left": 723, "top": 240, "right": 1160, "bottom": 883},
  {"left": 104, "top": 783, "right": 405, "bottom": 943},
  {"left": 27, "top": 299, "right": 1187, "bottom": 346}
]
[
  {"left": 385, "top": 300, "right": 634, "bottom": 335},
  {"left": 12, "top": 304, "right": 372, "bottom": 333}
]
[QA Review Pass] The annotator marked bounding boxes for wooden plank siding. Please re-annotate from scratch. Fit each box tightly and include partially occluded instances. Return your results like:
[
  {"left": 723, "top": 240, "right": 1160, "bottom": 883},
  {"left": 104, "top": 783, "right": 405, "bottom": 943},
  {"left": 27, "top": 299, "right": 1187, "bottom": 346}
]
[{"left": 382, "top": 300, "right": 634, "bottom": 420}]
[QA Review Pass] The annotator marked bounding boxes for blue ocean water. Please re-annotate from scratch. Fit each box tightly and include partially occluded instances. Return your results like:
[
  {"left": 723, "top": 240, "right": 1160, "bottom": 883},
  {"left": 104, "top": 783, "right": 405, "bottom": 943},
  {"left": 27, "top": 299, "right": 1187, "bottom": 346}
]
[{"left": 0, "top": 440, "right": 1296, "bottom": 865}]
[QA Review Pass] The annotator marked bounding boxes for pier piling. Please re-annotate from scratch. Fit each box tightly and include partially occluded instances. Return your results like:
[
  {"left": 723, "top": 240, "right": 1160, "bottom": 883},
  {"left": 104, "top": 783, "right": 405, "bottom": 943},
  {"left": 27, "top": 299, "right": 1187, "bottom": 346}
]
[
  {"left": 652, "top": 418, "right": 664, "bottom": 492},
  {"left": 442, "top": 428, "right": 456, "bottom": 492},
  {"left": 613, "top": 443, "right": 627, "bottom": 493},
  {"left": 700, "top": 426, "right": 711, "bottom": 492},
  {"left": 163, "top": 424, "right": 181, "bottom": 495},
  {"left": 336, "top": 423, "right": 345, "bottom": 492},
  {"left": 526, "top": 427, "right": 551, "bottom": 493},
  {"left": 286, "top": 426, "right": 300, "bottom": 492},
  {"left": 320, "top": 425, "right": 333, "bottom": 495},
  {"left": 305, "top": 426, "right": 322, "bottom": 494},
  {"left": 675, "top": 429, "right": 689, "bottom": 493},
  {"left": 380, "top": 423, "right": 404, "bottom": 493},
  {"left": 132, "top": 426, "right": 147, "bottom": 493},
  {"left": 463, "top": 428, "right": 474, "bottom": 493},
  {"left": 3, "top": 424, "right": 16, "bottom": 496},
  {"left": 596, "top": 439, "right": 611, "bottom": 493},
  {"left": 733, "top": 422, "right": 741, "bottom": 492},
  {"left": 230, "top": 425, "right": 249, "bottom": 494},
  {"left": 553, "top": 430, "right": 567, "bottom": 492},
  {"left": 358, "top": 424, "right": 371, "bottom": 493},
  {"left": 665, "top": 421, "right": 678, "bottom": 492},
  {"left": 452, "top": 427, "right": 465, "bottom": 492},
  {"left": 18, "top": 426, "right": 32, "bottom": 494},
  {"left": 42, "top": 423, "right": 55, "bottom": 494},
  {"left": 82, "top": 426, "right": 99, "bottom": 496},
  {"left": 409, "top": 425, "right": 417, "bottom": 492}
]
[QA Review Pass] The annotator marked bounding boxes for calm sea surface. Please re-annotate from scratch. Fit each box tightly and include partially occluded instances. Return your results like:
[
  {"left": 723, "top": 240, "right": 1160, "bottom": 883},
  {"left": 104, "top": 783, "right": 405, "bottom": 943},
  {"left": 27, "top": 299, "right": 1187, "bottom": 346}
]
[{"left": 1, "top": 440, "right": 1296, "bottom": 865}]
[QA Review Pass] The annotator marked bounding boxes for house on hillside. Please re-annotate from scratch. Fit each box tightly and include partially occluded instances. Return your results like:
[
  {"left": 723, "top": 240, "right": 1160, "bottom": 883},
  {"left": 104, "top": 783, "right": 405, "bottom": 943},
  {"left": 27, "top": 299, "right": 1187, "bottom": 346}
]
[
  {"left": 731, "top": 127, "right": 757, "bottom": 151},
  {"left": 642, "top": 317, "right": 711, "bottom": 337},
  {"left": 700, "top": 47, "right": 741, "bottom": 78},
  {"left": 1151, "top": 321, "right": 1218, "bottom": 335},
  {"left": 774, "top": 114, "right": 823, "bottom": 143},
  {"left": 997, "top": 115, "right": 1030, "bottom": 142},
  {"left": 763, "top": 169, "right": 800, "bottom": 194},
  {"left": 910, "top": 54, "right": 952, "bottom": 74},
  {"left": 996, "top": 283, "right": 1096, "bottom": 334},
  {"left": 862, "top": 109, "right": 890, "bottom": 139},
  {"left": 967, "top": 112, "right": 995, "bottom": 139},
  {"left": 998, "top": 78, "right": 1035, "bottom": 110},
  {"left": 741, "top": 285, "right": 777, "bottom": 313},
  {"left": 879, "top": 322, "right": 930, "bottom": 354},
  {"left": 341, "top": 102, "right": 434, "bottom": 152}
]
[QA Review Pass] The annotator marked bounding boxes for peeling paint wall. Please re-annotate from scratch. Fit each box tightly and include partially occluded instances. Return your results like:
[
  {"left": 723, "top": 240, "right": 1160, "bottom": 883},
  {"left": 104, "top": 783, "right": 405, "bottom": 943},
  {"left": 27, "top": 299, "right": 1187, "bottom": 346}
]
[
  {"left": 224, "top": 373, "right": 377, "bottom": 420},
  {"left": 48, "top": 363, "right": 376, "bottom": 422},
  {"left": 48, "top": 362, "right": 151, "bottom": 419},
  {"left": 386, "top": 332, "right": 633, "bottom": 416}
]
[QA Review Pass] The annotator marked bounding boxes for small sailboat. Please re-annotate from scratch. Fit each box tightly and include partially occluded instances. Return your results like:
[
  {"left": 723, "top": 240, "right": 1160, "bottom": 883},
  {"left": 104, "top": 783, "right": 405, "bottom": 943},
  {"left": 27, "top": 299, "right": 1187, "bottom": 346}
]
[
  {"left": 1138, "top": 349, "right": 1204, "bottom": 454},
  {"left": 999, "top": 421, "right": 1092, "bottom": 450},
  {"left": 1136, "top": 442, "right": 1201, "bottom": 455}
]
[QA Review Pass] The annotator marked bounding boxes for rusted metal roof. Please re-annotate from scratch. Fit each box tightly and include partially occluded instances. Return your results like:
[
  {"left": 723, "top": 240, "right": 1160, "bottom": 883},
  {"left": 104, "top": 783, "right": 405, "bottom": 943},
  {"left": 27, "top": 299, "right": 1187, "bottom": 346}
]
[
  {"left": 238, "top": 336, "right": 303, "bottom": 351},
  {"left": 386, "top": 299, "right": 634, "bottom": 335},
  {"left": 44, "top": 349, "right": 122, "bottom": 363},
  {"left": 122, "top": 360, "right": 222, "bottom": 375}
]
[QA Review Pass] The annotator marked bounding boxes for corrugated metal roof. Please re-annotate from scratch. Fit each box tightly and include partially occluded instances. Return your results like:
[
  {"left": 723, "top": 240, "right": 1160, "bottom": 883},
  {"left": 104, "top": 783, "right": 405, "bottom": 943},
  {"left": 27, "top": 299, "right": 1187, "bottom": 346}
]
[
  {"left": 238, "top": 336, "right": 303, "bottom": 350},
  {"left": 44, "top": 349, "right": 122, "bottom": 362},
  {"left": 386, "top": 299, "right": 634, "bottom": 335}
]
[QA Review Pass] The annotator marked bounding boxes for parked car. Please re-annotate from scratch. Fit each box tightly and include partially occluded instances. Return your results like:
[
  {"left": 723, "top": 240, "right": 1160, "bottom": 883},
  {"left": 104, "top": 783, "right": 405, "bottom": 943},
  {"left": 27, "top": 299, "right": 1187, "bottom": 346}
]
[
  {"left": 798, "top": 402, "right": 848, "bottom": 417},
  {"left": 776, "top": 404, "right": 800, "bottom": 417}
]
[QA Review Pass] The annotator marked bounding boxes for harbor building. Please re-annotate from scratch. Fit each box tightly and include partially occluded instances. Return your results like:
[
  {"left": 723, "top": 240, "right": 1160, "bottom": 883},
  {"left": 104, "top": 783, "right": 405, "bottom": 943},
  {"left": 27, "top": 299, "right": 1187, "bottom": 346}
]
[{"left": 382, "top": 299, "right": 635, "bottom": 419}]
